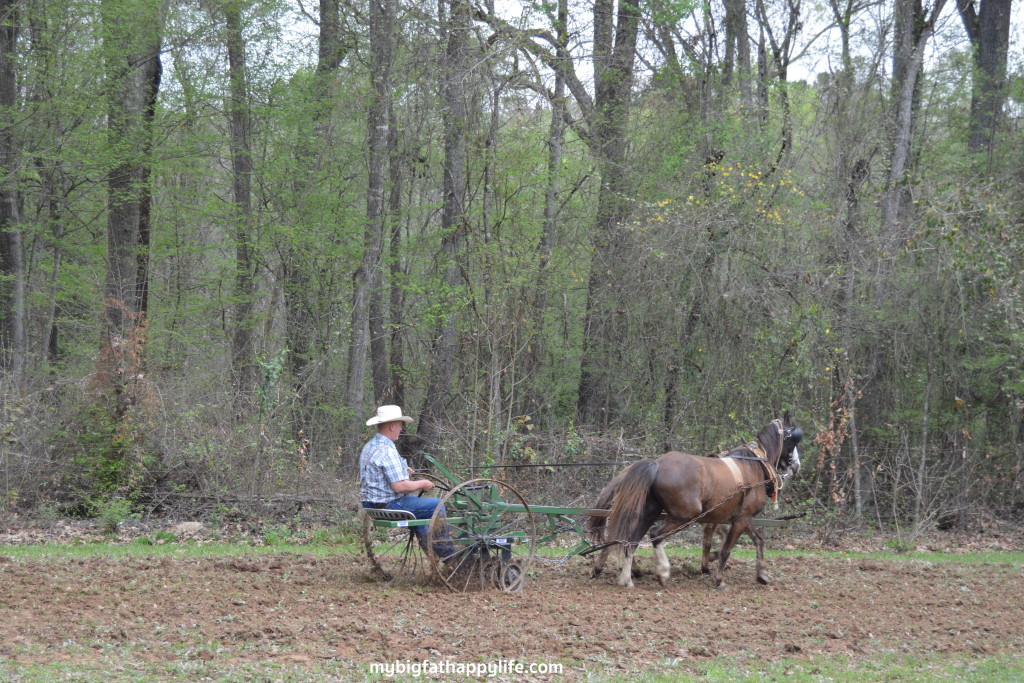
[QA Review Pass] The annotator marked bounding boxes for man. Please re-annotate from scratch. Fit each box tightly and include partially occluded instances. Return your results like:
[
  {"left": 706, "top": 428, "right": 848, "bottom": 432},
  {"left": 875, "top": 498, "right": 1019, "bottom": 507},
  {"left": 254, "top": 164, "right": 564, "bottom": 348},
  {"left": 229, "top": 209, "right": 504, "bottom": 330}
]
[{"left": 359, "top": 405, "right": 453, "bottom": 557}]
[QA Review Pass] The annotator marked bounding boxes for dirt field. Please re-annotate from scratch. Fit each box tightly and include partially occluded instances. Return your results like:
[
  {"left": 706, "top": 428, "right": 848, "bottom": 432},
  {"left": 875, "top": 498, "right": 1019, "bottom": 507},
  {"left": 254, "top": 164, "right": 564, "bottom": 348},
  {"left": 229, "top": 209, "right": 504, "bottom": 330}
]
[{"left": 2, "top": 526, "right": 1023, "bottom": 680}]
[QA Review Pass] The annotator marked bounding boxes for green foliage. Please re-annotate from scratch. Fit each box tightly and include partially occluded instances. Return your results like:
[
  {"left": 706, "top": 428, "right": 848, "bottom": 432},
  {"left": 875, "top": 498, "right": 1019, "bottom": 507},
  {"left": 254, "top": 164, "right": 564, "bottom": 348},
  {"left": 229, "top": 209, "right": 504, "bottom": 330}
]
[
  {"left": 564, "top": 422, "right": 587, "bottom": 460},
  {"left": 885, "top": 537, "right": 914, "bottom": 554},
  {"left": 257, "top": 348, "right": 288, "bottom": 410},
  {"left": 154, "top": 530, "right": 177, "bottom": 543},
  {"left": 90, "top": 495, "right": 140, "bottom": 535},
  {"left": 259, "top": 523, "right": 292, "bottom": 547},
  {"left": 647, "top": 0, "right": 700, "bottom": 26},
  {"left": 63, "top": 405, "right": 137, "bottom": 498}
]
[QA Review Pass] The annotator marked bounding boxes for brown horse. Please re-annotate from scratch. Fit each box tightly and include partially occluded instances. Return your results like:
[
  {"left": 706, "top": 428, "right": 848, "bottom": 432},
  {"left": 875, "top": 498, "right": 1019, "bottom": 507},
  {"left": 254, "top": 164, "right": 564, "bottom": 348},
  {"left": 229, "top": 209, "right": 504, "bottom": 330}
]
[{"left": 587, "top": 414, "right": 802, "bottom": 589}]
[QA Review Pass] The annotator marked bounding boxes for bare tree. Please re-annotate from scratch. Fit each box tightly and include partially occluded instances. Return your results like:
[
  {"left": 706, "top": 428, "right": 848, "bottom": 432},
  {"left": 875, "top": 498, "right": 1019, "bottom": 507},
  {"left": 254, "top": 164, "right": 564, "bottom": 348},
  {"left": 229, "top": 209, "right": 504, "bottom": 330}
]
[{"left": 823, "top": 0, "right": 884, "bottom": 519}]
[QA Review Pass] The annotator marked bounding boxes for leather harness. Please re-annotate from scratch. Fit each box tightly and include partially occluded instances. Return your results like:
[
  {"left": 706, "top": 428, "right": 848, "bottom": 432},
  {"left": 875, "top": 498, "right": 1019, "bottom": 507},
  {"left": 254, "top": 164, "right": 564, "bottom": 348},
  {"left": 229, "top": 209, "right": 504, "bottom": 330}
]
[{"left": 715, "top": 420, "right": 784, "bottom": 501}]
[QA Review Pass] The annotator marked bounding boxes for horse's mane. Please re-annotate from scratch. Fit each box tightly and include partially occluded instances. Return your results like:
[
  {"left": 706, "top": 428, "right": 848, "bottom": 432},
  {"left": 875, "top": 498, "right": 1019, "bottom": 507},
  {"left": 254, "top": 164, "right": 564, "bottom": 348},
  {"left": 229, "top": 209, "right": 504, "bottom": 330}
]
[
  {"left": 754, "top": 419, "right": 784, "bottom": 464},
  {"left": 713, "top": 419, "right": 784, "bottom": 464}
]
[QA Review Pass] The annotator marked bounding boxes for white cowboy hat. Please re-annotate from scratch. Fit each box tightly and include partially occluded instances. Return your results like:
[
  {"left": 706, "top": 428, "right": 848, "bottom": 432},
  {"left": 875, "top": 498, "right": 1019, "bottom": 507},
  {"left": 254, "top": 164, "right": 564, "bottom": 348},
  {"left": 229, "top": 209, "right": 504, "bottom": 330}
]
[{"left": 365, "top": 405, "right": 415, "bottom": 426}]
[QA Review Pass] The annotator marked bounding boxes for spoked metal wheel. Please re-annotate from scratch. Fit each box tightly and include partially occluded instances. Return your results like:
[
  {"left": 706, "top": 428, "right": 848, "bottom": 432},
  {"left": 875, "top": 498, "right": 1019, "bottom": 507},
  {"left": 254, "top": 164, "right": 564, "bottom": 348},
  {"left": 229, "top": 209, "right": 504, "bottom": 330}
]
[
  {"left": 361, "top": 473, "right": 449, "bottom": 584},
  {"left": 427, "top": 479, "right": 537, "bottom": 592}
]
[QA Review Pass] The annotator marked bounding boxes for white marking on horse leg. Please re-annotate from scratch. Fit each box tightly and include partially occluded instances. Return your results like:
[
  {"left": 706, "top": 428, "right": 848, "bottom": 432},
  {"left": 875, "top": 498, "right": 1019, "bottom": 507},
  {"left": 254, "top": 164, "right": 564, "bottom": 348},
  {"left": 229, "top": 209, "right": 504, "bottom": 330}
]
[
  {"left": 617, "top": 551, "right": 635, "bottom": 588},
  {"left": 653, "top": 541, "right": 670, "bottom": 587}
]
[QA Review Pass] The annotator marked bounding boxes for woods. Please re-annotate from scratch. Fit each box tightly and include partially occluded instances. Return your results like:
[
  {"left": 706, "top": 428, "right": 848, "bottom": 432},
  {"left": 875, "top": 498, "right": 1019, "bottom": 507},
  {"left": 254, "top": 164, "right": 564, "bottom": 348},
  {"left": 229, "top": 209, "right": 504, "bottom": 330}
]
[{"left": 0, "top": 0, "right": 1021, "bottom": 532}]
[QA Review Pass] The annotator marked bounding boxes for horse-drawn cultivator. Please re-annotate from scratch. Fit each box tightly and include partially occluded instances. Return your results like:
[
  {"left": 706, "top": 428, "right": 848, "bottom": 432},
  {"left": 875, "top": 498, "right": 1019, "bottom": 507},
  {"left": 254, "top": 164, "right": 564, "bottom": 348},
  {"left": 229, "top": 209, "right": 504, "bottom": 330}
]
[
  {"left": 363, "top": 415, "right": 802, "bottom": 593},
  {"left": 362, "top": 454, "right": 609, "bottom": 592}
]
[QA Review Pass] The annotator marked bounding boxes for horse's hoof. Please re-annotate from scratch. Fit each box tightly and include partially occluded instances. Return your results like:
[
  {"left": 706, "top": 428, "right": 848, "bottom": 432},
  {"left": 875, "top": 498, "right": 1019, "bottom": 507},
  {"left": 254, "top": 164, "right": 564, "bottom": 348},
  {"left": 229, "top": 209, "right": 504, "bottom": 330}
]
[
  {"left": 757, "top": 573, "right": 772, "bottom": 585},
  {"left": 590, "top": 568, "right": 603, "bottom": 579},
  {"left": 715, "top": 582, "right": 727, "bottom": 591},
  {"left": 657, "top": 574, "right": 669, "bottom": 587},
  {"left": 700, "top": 566, "right": 711, "bottom": 575}
]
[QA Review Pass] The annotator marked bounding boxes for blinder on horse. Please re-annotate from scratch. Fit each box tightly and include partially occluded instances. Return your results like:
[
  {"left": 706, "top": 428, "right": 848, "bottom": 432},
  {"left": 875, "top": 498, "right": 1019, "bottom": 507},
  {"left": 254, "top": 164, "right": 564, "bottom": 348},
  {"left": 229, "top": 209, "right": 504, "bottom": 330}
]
[{"left": 778, "top": 425, "right": 803, "bottom": 481}]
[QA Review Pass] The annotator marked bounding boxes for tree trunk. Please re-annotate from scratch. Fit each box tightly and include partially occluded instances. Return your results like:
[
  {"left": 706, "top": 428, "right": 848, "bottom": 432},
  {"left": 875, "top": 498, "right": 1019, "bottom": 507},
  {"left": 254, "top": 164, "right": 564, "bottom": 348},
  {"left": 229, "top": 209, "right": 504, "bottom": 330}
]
[
  {"left": 418, "top": 0, "right": 471, "bottom": 450},
  {"left": 224, "top": 0, "right": 258, "bottom": 400},
  {"left": 723, "top": 0, "right": 753, "bottom": 108},
  {"left": 883, "top": 0, "right": 947, "bottom": 248},
  {"left": 0, "top": 0, "right": 25, "bottom": 376},
  {"left": 956, "top": 0, "right": 1012, "bottom": 157},
  {"left": 914, "top": 371, "right": 931, "bottom": 530},
  {"left": 100, "top": 0, "right": 161, "bottom": 369},
  {"left": 576, "top": 0, "right": 641, "bottom": 427},
  {"left": 283, "top": 0, "right": 345, "bottom": 456},
  {"left": 386, "top": 109, "right": 407, "bottom": 408},
  {"left": 345, "top": 0, "right": 394, "bottom": 457},
  {"left": 520, "top": 0, "right": 568, "bottom": 422},
  {"left": 754, "top": 0, "right": 801, "bottom": 170},
  {"left": 94, "top": 0, "right": 162, "bottom": 494},
  {"left": 102, "top": 1, "right": 157, "bottom": 338},
  {"left": 284, "top": 0, "right": 342, "bottom": 382}
]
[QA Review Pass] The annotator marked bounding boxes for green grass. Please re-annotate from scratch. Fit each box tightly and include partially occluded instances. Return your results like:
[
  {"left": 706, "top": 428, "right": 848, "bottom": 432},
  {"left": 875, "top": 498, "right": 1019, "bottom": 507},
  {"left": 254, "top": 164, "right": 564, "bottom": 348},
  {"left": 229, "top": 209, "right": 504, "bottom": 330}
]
[
  {"left": 633, "top": 652, "right": 1024, "bottom": 681},
  {"left": 6, "top": 540, "right": 1018, "bottom": 567},
  {"left": 3, "top": 650, "right": 1022, "bottom": 682},
  {"left": 0, "top": 539, "right": 362, "bottom": 562},
  {"left": 646, "top": 544, "right": 1024, "bottom": 566},
  {"left": 0, "top": 650, "right": 366, "bottom": 682},
  {"left": 3, "top": 537, "right": 1021, "bottom": 568},
  {"left": 770, "top": 547, "right": 1024, "bottom": 565}
]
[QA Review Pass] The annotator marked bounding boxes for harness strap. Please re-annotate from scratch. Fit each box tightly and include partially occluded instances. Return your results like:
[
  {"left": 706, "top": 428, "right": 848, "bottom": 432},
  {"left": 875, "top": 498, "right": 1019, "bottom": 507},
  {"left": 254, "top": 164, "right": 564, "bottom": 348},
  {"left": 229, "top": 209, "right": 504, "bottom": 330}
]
[
  {"left": 720, "top": 457, "right": 744, "bottom": 487},
  {"left": 721, "top": 419, "right": 785, "bottom": 501}
]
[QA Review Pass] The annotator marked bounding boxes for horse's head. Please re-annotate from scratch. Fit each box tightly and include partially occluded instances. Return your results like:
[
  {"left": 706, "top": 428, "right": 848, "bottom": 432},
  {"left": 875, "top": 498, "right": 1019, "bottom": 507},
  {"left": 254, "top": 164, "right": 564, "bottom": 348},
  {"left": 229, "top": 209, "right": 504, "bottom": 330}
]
[
  {"left": 777, "top": 412, "right": 803, "bottom": 481},
  {"left": 757, "top": 412, "right": 803, "bottom": 480}
]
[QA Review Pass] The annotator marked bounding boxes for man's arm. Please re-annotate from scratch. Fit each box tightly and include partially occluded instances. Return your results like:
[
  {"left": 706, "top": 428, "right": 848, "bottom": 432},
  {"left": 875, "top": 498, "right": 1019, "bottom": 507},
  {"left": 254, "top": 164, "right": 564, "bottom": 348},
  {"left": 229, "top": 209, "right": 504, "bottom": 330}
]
[{"left": 389, "top": 478, "right": 435, "bottom": 494}]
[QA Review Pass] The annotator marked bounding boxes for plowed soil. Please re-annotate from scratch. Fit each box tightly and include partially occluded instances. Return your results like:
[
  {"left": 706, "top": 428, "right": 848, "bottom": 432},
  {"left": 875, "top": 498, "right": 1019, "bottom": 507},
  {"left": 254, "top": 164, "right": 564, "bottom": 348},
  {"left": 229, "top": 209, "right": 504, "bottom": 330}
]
[{"left": 2, "top": 531, "right": 1023, "bottom": 678}]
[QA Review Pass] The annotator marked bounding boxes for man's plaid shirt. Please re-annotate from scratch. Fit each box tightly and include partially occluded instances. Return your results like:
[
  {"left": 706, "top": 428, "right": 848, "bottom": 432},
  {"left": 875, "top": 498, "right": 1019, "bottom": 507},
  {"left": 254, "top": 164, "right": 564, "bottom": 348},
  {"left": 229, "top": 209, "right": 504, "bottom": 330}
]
[{"left": 359, "top": 433, "right": 408, "bottom": 504}]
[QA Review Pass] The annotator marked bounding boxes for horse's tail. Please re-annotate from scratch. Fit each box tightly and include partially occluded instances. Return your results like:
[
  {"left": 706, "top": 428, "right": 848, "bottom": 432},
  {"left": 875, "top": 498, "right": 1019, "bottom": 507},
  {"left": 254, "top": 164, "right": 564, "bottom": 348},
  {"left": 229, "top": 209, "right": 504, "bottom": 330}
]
[
  {"left": 586, "top": 469, "right": 627, "bottom": 542},
  {"left": 602, "top": 460, "right": 660, "bottom": 549}
]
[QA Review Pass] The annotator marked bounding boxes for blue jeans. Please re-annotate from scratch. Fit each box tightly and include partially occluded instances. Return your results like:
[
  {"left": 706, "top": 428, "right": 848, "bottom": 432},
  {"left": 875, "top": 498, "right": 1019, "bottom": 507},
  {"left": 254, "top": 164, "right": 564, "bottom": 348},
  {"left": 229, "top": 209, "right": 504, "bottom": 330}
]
[{"left": 363, "top": 495, "right": 455, "bottom": 558}]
